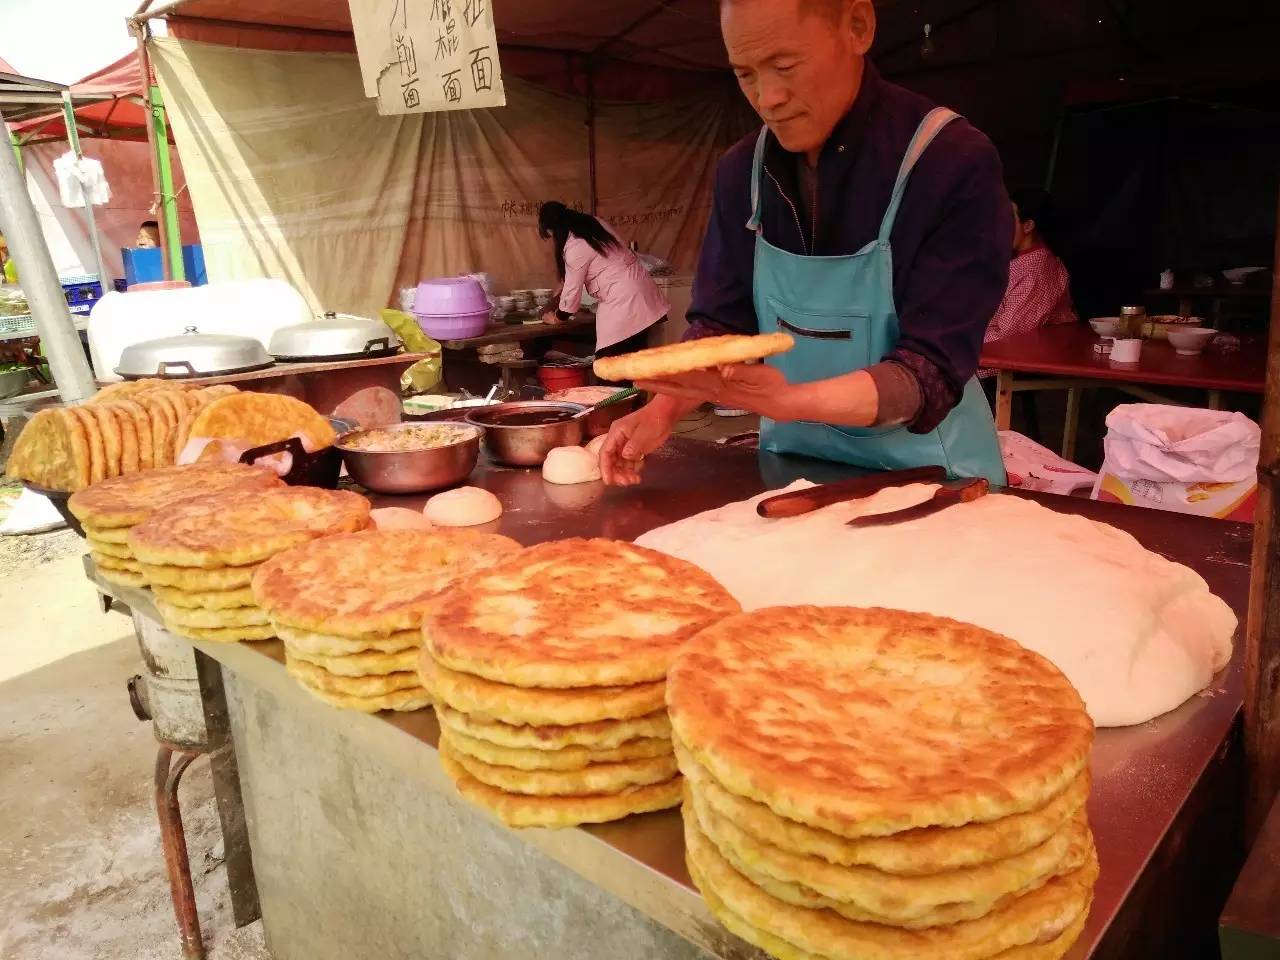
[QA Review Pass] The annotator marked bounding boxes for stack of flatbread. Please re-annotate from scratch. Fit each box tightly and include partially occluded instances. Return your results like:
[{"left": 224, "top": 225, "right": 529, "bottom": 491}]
[
  {"left": 6, "top": 381, "right": 240, "bottom": 491},
  {"left": 253, "top": 529, "right": 520, "bottom": 713},
  {"left": 128, "top": 487, "right": 372, "bottom": 642},
  {"left": 67, "top": 462, "right": 283, "bottom": 587},
  {"left": 421, "top": 538, "right": 740, "bottom": 828},
  {"left": 668, "top": 606, "right": 1098, "bottom": 960}
]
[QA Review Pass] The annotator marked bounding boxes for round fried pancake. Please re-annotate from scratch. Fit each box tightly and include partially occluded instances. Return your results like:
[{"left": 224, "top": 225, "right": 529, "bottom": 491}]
[
  {"left": 97, "top": 566, "right": 147, "bottom": 588},
  {"left": 111, "top": 398, "right": 154, "bottom": 471},
  {"left": 87, "top": 405, "right": 123, "bottom": 478},
  {"left": 276, "top": 623, "right": 420, "bottom": 657},
  {"left": 190, "top": 393, "right": 336, "bottom": 450},
  {"left": 684, "top": 809, "right": 1097, "bottom": 960},
  {"left": 668, "top": 606, "right": 1093, "bottom": 838},
  {"left": 425, "top": 538, "right": 739, "bottom": 688},
  {"left": 442, "top": 732, "right": 678, "bottom": 796},
  {"left": 422, "top": 655, "right": 667, "bottom": 726},
  {"left": 689, "top": 852, "right": 1090, "bottom": 960},
  {"left": 689, "top": 783, "right": 1088, "bottom": 927},
  {"left": 253, "top": 529, "right": 521, "bottom": 638},
  {"left": 130, "top": 488, "right": 371, "bottom": 568},
  {"left": 592, "top": 332, "right": 794, "bottom": 382},
  {"left": 83, "top": 524, "right": 131, "bottom": 544},
  {"left": 69, "top": 462, "right": 283, "bottom": 529},
  {"left": 170, "top": 622, "right": 276, "bottom": 643},
  {"left": 299, "top": 683, "right": 432, "bottom": 714},
  {"left": 285, "top": 645, "right": 418, "bottom": 678},
  {"left": 439, "top": 743, "right": 682, "bottom": 828},
  {"left": 155, "top": 599, "right": 269, "bottom": 629},
  {"left": 141, "top": 562, "right": 259, "bottom": 591},
  {"left": 86, "top": 536, "right": 134, "bottom": 560},
  {"left": 436, "top": 704, "right": 671, "bottom": 751},
  {"left": 286, "top": 655, "right": 421, "bottom": 696},
  {"left": 105, "top": 405, "right": 140, "bottom": 475},
  {"left": 446, "top": 728, "right": 671, "bottom": 772},
  {"left": 152, "top": 584, "right": 257, "bottom": 611},
  {"left": 676, "top": 739, "right": 1089, "bottom": 875},
  {"left": 92, "top": 551, "right": 142, "bottom": 572},
  {"left": 68, "top": 406, "right": 106, "bottom": 485}
]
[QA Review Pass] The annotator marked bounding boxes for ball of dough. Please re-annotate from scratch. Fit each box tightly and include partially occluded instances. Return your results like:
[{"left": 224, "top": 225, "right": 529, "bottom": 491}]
[
  {"left": 370, "top": 507, "right": 433, "bottom": 531},
  {"left": 585, "top": 434, "right": 608, "bottom": 459},
  {"left": 424, "top": 486, "right": 503, "bottom": 527},
  {"left": 542, "top": 445, "right": 603, "bottom": 485}
]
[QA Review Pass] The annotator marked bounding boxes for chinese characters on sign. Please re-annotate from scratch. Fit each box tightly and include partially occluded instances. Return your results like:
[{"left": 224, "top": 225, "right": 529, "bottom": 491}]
[{"left": 351, "top": 0, "right": 506, "bottom": 115}]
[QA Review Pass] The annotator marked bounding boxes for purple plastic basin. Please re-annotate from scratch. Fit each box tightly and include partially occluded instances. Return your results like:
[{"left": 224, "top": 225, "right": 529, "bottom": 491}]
[
  {"left": 414, "top": 277, "right": 488, "bottom": 315},
  {"left": 413, "top": 309, "right": 490, "bottom": 340}
]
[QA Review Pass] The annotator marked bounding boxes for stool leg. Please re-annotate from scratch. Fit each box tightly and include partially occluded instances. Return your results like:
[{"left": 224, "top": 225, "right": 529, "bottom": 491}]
[{"left": 155, "top": 745, "right": 206, "bottom": 960}]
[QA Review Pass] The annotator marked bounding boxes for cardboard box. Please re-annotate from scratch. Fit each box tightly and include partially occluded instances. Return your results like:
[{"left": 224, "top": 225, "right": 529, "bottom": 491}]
[{"left": 1093, "top": 471, "right": 1256, "bottom": 521}]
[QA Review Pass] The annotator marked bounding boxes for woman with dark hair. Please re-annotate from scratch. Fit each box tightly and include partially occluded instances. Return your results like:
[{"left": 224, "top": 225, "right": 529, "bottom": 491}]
[{"left": 537, "top": 202, "right": 669, "bottom": 370}]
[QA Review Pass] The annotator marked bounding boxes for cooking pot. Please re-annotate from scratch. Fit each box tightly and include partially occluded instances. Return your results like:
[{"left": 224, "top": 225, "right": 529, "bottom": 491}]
[
  {"left": 114, "top": 326, "right": 274, "bottom": 379},
  {"left": 269, "top": 312, "right": 401, "bottom": 361}
]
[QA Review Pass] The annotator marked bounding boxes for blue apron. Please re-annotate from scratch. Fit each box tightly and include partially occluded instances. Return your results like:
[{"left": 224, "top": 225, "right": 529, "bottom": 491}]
[{"left": 750, "top": 107, "right": 1007, "bottom": 485}]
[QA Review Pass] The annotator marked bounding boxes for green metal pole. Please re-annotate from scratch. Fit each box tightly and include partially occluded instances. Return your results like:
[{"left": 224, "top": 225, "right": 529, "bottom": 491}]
[
  {"left": 148, "top": 83, "right": 185, "bottom": 282},
  {"left": 9, "top": 129, "right": 22, "bottom": 174}
]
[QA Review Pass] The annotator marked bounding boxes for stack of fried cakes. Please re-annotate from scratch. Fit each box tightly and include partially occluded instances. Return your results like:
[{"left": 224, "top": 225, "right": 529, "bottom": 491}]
[
  {"left": 667, "top": 606, "right": 1098, "bottom": 960},
  {"left": 421, "top": 538, "right": 740, "bottom": 828},
  {"left": 128, "top": 487, "right": 372, "bottom": 642},
  {"left": 67, "top": 462, "right": 284, "bottom": 587},
  {"left": 253, "top": 529, "right": 520, "bottom": 713}
]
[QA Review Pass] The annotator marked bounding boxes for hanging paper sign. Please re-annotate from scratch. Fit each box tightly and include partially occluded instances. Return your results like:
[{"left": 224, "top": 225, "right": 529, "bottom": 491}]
[{"left": 349, "top": 0, "right": 506, "bottom": 114}]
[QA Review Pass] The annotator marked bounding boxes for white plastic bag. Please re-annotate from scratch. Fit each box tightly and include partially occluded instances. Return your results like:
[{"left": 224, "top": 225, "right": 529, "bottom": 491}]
[
  {"left": 998, "top": 431, "right": 1096, "bottom": 496},
  {"left": 1100, "top": 404, "right": 1259, "bottom": 483},
  {"left": 53, "top": 152, "right": 110, "bottom": 207}
]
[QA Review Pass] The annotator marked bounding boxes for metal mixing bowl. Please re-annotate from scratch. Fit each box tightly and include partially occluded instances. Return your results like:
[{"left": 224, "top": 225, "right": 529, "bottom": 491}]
[
  {"left": 335, "top": 422, "right": 480, "bottom": 494},
  {"left": 465, "top": 401, "right": 585, "bottom": 466}
]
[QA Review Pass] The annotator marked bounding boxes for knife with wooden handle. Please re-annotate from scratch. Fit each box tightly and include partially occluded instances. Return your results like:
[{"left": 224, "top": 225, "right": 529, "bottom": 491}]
[
  {"left": 757, "top": 465, "right": 948, "bottom": 519},
  {"left": 846, "top": 477, "right": 989, "bottom": 527}
]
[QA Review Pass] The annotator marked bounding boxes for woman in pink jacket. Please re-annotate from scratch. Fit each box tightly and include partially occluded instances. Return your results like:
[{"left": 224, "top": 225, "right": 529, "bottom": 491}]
[{"left": 538, "top": 202, "right": 669, "bottom": 378}]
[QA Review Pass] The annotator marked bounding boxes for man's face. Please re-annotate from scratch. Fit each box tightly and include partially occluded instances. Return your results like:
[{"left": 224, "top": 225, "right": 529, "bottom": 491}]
[{"left": 722, "top": 0, "right": 874, "bottom": 156}]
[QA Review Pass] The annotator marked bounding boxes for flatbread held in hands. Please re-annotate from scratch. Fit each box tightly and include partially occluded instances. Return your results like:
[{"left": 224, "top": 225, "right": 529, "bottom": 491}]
[{"left": 592, "top": 333, "right": 794, "bottom": 382}]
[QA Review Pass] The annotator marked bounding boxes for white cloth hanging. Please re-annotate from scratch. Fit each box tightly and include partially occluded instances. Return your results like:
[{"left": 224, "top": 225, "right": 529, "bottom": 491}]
[{"left": 53, "top": 151, "right": 111, "bottom": 207}]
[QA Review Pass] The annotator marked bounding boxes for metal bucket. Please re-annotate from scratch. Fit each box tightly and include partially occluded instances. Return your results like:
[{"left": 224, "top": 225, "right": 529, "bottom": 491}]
[{"left": 130, "top": 613, "right": 209, "bottom": 749}]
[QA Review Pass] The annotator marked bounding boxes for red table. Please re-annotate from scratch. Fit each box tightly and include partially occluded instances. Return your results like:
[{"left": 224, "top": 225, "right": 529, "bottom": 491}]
[{"left": 979, "top": 325, "right": 1265, "bottom": 459}]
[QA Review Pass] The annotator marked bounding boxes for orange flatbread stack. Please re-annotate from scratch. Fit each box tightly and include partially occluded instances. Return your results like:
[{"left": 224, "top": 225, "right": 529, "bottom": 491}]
[
  {"left": 67, "top": 462, "right": 283, "bottom": 587},
  {"left": 421, "top": 538, "right": 740, "bottom": 828},
  {"left": 252, "top": 529, "right": 521, "bottom": 713},
  {"left": 667, "top": 606, "right": 1098, "bottom": 960},
  {"left": 128, "top": 487, "right": 373, "bottom": 642},
  {"left": 5, "top": 382, "right": 240, "bottom": 491}
]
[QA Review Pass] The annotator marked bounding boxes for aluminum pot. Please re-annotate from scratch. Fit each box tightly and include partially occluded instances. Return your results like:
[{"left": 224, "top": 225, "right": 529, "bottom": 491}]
[
  {"left": 268, "top": 312, "right": 401, "bottom": 360},
  {"left": 465, "top": 401, "right": 585, "bottom": 466},
  {"left": 335, "top": 422, "right": 480, "bottom": 494},
  {"left": 115, "top": 325, "right": 273, "bottom": 379}
]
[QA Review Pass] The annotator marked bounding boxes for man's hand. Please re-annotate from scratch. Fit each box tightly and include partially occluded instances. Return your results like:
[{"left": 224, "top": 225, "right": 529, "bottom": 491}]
[
  {"left": 598, "top": 399, "right": 686, "bottom": 486},
  {"left": 636, "top": 363, "right": 796, "bottom": 420}
]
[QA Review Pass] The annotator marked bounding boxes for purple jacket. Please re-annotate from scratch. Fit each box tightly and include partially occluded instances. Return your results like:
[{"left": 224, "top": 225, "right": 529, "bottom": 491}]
[{"left": 686, "top": 63, "right": 1012, "bottom": 432}]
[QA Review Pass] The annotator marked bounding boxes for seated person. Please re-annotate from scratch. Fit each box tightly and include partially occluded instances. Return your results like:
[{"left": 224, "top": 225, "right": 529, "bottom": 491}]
[
  {"left": 135, "top": 220, "right": 161, "bottom": 249},
  {"left": 981, "top": 188, "right": 1077, "bottom": 379}
]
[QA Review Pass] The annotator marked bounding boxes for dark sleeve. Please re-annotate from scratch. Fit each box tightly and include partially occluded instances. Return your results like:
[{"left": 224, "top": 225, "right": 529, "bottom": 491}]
[
  {"left": 683, "top": 156, "right": 759, "bottom": 342},
  {"left": 889, "top": 127, "right": 1012, "bottom": 433}
]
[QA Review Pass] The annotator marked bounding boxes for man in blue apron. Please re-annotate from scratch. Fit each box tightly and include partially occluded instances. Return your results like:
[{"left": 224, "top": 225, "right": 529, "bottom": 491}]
[{"left": 599, "top": 0, "right": 1011, "bottom": 487}]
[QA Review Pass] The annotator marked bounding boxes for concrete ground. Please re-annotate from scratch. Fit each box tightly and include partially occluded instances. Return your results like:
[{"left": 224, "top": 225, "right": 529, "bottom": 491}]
[{"left": 0, "top": 537, "right": 269, "bottom": 959}]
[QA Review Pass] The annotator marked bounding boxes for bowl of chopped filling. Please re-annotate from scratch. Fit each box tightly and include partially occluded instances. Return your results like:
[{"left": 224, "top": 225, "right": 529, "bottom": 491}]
[{"left": 335, "top": 422, "right": 481, "bottom": 494}]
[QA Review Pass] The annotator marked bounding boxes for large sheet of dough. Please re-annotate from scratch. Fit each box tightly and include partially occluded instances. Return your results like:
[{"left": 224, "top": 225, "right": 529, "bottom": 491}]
[{"left": 636, "top": 483, "right": 1235, "bottom": 727}]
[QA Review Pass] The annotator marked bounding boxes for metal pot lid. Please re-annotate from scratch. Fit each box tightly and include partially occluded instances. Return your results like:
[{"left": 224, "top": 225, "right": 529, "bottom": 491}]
[
  {"left": 115, "top": 326, "right": 274, "bottom": 379},
  {"left": 268, "top": 312, "right": 401, "bottom": 360}
]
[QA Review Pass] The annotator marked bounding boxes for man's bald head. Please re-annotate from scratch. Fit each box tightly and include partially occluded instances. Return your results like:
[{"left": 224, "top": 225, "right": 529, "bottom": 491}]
[{"left": 721, "top": 0, "right": 847, "bottom": 24}]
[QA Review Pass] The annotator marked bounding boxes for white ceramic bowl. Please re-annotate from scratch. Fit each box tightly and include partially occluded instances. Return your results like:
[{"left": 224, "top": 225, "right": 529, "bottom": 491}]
[
  {"left": 1089, "top": 317, "right": 1121, "bottom": 337},
  {"left": 1167, "top": 327, "right": 1216, "bottom": 356}
]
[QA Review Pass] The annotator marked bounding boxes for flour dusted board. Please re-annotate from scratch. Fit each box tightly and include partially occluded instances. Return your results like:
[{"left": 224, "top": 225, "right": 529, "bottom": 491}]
[{"left": 349, "top": 0, "right": 506, "bottom": 115}]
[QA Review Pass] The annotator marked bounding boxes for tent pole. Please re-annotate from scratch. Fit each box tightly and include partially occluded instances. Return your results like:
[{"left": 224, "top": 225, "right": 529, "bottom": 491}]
[
  {"left": 586, "top": 61, "right": 598, "bottom": 216},
  {"left": 1245, "top": 188, "right": 1280, "bottom": 843},
  {"left": 149, "top": 84, "right": 185, "bottom": 282},
  {"left": 61, "top": 91, "right": 112, "bottom": 289},
  {"left": 131, "top": 22, "right": 184, "bottom": 282},
  {"left": 0, "top": 109, "right": 96, "bottom": 401},
  {"left": 9, "top": 128, "right": 22, "bottom": 174}
]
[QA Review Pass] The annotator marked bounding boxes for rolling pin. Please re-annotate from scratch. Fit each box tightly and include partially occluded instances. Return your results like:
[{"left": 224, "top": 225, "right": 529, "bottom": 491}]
[{"left": 756, "top": 465, "right": 948, "bottom": 519}]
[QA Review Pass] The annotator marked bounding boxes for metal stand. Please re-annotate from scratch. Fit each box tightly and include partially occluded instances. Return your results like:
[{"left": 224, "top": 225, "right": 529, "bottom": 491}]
[{"left": 155, "top": 744, "right": 206, "bottom": 960}]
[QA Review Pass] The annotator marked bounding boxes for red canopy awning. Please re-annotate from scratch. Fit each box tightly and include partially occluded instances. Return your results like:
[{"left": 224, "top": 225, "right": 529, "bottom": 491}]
[{"left": 10, "top": 53, "right": 151, "bottom": 144}]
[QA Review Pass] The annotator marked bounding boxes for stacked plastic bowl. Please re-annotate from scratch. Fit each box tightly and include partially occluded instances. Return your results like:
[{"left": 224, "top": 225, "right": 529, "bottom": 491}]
[{"left": 412, "top": 277, "right": 491, "bottom": 340}]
